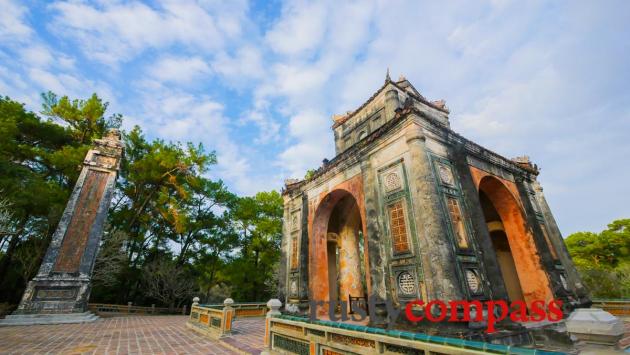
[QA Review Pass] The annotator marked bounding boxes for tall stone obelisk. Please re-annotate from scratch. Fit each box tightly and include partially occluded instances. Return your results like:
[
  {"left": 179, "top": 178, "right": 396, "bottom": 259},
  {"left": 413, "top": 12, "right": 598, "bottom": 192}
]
[{"left": 0, "top": 129, "right": 123, "bottom": 325}]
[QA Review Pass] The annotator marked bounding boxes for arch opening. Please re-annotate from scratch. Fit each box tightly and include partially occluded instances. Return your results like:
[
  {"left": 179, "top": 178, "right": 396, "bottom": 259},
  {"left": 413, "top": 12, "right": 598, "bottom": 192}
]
[
  {"left": 310, "top": 190, "right": 368, "bottom": 316},
  {"left": 478, "top": 176, "right": 553, "bottom": 307}
]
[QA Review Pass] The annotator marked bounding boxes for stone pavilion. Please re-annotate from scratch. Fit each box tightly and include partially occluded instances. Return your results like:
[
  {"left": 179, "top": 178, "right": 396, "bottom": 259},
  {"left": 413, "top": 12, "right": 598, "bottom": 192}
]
[{"left": 278, "top": 73, "right": 590, "bottom": 334}]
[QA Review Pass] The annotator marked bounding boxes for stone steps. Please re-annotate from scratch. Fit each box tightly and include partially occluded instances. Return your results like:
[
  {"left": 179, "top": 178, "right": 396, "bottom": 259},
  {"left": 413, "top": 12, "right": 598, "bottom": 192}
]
[{"left": 0, "top": 312, "right": 99, "bottom": 326}]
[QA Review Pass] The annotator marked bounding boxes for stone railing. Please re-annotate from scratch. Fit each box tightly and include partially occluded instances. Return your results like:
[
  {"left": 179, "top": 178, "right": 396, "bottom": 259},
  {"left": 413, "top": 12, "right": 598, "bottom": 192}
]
[
  {"left": 186, "top": 298, "right": 267, "bottom": 339},
  {"left": 262, "top": 299, "right": 564, "bottom": 355},
  {"left": 88, "top": 303, "right": 185, "bottom": 316},
  {"left": 591, "top": 299, "right": 630, "bottom": 316},
  {"left": 233, "top": 302, "right": 267, "bottom": 317},
  {"left": 186, "top": 298, "right": 235, "bottom": 339},
  {"left": 198, "top": 301, "right": 267, "bottom": 318}
]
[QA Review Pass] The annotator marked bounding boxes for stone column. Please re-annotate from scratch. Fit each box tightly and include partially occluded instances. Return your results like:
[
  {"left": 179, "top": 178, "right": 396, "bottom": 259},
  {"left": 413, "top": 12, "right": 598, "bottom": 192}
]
[
  {"left": 337, "top": 210, "right": 364, "bottom": 301},
  {"left": 404, "top": 120, "right": 462, "bottom": 301},
  {"left": 532, "top": 181, "right": 590, "bottom": 304},
  {"left": 360, "top": 159, "right": 389, "bottom": 327},
  {"left": 278, "top": 195, "right": 290, "bottom": 304},
  {"left": 13, "top": 129, "right": 123, "bottom": 316},
  {"left": 450, "top": 142, "right": 508, "bottom": 301},
  {"left": 384, "top": 88, "right": 400, "bottom": 122}
]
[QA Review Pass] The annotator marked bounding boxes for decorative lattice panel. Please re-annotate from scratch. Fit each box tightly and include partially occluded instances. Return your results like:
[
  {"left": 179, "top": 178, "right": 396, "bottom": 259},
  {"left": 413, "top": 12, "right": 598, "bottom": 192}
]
[
  {"left": 386, "top": 344, "right": 423, "bottom": 355},
  {"left": 388, "top": 201, "right": 410, "bottom": 253},
  {"left": 273, "top": 335, "right": 309, "bottom": 355}
]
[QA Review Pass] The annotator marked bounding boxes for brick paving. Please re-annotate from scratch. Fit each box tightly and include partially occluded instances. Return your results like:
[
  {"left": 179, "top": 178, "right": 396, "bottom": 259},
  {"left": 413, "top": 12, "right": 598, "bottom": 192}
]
[
  {"left": 221, "top": 318, "right": 265, "bottom": 355},
  {"left": 0, "top": 315, "right": 265, "bottom": 355}
]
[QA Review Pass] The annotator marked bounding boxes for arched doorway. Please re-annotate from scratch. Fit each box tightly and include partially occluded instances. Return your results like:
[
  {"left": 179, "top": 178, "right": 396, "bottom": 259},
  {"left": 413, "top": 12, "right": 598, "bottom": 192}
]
[
  {"left": 478, "top": 176, "right": 553, "bottom": 306},
  {"left": 310, "top": 189, "right": 368, "bottom": 316}
]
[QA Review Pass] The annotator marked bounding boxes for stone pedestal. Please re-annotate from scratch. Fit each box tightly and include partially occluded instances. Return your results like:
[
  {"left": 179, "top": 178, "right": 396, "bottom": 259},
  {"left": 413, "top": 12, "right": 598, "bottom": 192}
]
[
  {"left": 0, "top": 130, "right": 122, "bottom": 326},
  {"left": 565, "top": 308, "right": 624, "bottom": 345}
]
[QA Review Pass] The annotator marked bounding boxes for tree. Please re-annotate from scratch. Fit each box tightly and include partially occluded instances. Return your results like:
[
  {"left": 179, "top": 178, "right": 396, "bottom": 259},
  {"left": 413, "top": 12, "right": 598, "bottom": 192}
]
[
  {"left": 1, "top": 92, "right": 285, "bottom": 308},
  {"left": 566, "top": 219, "right": 630, "bottom": 298},
  {"left": 229, "top": 191, "right": 283, "bottom": 301},
  {"left": 41, "top": 92, "right": 121, "bottom": 145},
  {"left": 92, "top": 229, "right": 129, "bottom": 288},
  {"left": 142, "top": 258, "right": 195, "bottom": 309},
  {"left": 0, "top": 194, "right": 12, "bottom": 239},
  {"left": 0, "top": 93, "right": 119, "bottom": 302},
  {"left": 105, "top": 126, "right": 224, "bottom": 303}
]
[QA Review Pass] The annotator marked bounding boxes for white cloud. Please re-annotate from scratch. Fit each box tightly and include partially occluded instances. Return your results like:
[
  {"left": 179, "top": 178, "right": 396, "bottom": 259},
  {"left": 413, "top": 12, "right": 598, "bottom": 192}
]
[
  {"left": 265, "top": 1, "right": 327, "bottom": 57},
  {"left": 1, "top": 0, "right": 628, "bottom": 233},
  {"left": 238, "top": 99, "right": 281, "bottom": 144},
  {"left": 128, "top": 84, "right": 270, "bottom": 195},
  {"left": 20, "top": 45, "right": 55, "bottom": 68},
  {"left": 49, "top": 0, "right": 250, "bottom": 65},
  {"left": 212, "top": 46, "right": 265, "bottom": 83},
  {"left": 0, "top": 0, "right": 32, "bottom": 41},
  {"left": 253, "top": 0, "right": 630, "bottom": 235},
  {"left": 147, "top": 56, "right": 212, "bottom": 84}
]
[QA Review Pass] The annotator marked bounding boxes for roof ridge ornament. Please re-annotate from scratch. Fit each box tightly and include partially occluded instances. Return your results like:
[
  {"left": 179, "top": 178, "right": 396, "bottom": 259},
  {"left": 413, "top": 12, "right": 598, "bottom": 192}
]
[{"left": 385, "top": 67, "right": 391, "bottom": 83}]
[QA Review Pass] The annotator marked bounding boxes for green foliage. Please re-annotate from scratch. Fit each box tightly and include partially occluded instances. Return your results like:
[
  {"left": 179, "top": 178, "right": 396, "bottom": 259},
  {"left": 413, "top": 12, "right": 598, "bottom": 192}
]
[
  {"left": 0, "top": 92, "right": 284, "bottom": 308},
  {"left": 41, "top": 91, "right": 121, "bottom": 144},
  {"left": 227, "top": 191, "right": 284, "bottom": 302},
  {"left": 566, "top": 219, "right": 630, "bottom": 298},
  {"left": 304, "top": 169, "right": 317, "bottom": 180},
  {"left": 0, "top": 94, "right": 101, "bottom": 302}
]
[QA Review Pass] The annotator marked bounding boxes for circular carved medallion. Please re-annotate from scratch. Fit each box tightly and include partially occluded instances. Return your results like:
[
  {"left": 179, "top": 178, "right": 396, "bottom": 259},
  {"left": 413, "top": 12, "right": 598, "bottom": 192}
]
[
  {"left": 466, "top": 269, "right": 481, "bottom": 294},
  {"left": 398, "top": 272, "right": 416, "bottom": 295},
  {"left": 384, "top": 172, "right": 402, "bottom": 192}
]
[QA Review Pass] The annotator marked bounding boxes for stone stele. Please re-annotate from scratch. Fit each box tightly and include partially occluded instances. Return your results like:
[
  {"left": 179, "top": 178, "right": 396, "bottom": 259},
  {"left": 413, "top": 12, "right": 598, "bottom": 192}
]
[{"left": 0, "top": 129, "right": 123, "bottom": 326}]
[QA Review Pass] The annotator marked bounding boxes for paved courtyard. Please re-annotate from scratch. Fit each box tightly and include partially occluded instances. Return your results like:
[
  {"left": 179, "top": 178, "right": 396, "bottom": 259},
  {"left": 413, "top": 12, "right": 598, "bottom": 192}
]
[{"left": 0, "top": 315, "right": 266, "bottom": 355}]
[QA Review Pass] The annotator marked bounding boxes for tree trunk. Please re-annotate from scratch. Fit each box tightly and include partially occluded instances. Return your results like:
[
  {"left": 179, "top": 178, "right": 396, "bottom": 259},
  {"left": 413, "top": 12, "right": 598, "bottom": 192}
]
[
  {"left": 0, "top": 216, "right": 28, "bottom": 283},
  {"left": 0, "top": 233, "right": 20, "bottom": 282}
]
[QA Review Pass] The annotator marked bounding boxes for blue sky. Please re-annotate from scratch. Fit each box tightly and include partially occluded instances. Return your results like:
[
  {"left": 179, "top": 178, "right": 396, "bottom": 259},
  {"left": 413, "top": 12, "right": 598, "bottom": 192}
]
[{"left": 0, "top": 0, "right": 629, "bottom": 236}]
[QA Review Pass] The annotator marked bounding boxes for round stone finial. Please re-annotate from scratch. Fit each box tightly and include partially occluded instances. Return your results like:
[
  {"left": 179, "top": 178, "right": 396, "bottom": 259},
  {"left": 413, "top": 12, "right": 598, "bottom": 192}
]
[
  {"left": 267, "top": 299, "right": 282, "bottom": 316},
  {"left": 192, "top": 297, "right": 200, "bottom": 304},
  {"left": 105, "top": 128, "right": 122, "bottom": 140},
  {"left": 223, "top": 298, "right": 234, "bottom": 306}
]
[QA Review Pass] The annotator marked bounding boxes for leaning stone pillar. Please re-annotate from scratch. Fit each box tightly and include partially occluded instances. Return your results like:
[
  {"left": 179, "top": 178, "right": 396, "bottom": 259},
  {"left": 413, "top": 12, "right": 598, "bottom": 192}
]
[
  {"left": 0, "top": 129, "right": 123, "bottom": 325},
  {"left": 404, "top": 120, "right": 462, "bottom": 301}
]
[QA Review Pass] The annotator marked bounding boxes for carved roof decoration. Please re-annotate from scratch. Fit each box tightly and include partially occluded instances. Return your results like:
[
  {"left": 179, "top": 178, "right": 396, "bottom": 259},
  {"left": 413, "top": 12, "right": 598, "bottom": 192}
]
[
  {"left": 331, "top": 75, "right": 449, "bottom": 129},
  {"left": 283, "top": 99, "right": 538, "bottom": 195}
]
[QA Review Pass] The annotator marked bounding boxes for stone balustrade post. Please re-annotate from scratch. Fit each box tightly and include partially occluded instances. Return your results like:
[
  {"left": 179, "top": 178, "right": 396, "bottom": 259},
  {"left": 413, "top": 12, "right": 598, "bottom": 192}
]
[
  {"left": 182, "top": 305, "right": 187, "bottom": 315},
  {"left": 189, "top": 297, "right": 200, "bottom": 321},
  {"left": 151, "top": 304, "right": 155, "bottom": 314},
  {"left": 264, "top": 299, "right": 282, "bottom": 352},
  {"left": 127, "top": 302, "right": 132, "bottom": 314},
  {"left": 221, "top": 298, "right": 234, "bottom": 336}
]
